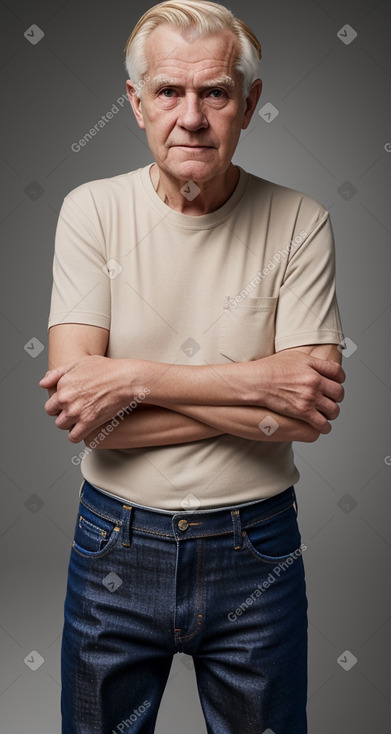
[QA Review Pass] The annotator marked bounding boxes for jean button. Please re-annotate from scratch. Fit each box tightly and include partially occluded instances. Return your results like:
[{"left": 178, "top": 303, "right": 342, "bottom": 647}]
[{"left": 178, "top": 518, "right": 189, "bottom": 531}]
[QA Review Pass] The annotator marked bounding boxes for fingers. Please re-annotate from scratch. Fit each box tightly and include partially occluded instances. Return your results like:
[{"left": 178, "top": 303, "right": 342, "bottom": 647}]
[
  {"left": 45, "top": 392, "right": 77, "bottom": 425},
  {"left": 303, "top": 409, "right": 332, "bottom": 434},
  {"left": 68, "top": 417, "right": 103, "bottom": 444},
  {"left": 44, "top": 394, "right": 62, "bottom": 417},
  {"left": 322, "top": 377, "right": 345, "bottom": 404},
  {"left": 54, "top": 412, "right": 77, "bottom": 431},
  {"left": 67, "top": 425, "right": 85, "bottom": 443},
  {"left": 39, "top": 364, "right": 71, "bottom": 388},
  {"left": 315, "top": 396, "right": 340, "bottom": 421},
  {"left": 310, "top": 356, "right": 346, "bottom": 384},
  {"left": 300, "top": 392, "right": 341, "bottom": 432}
]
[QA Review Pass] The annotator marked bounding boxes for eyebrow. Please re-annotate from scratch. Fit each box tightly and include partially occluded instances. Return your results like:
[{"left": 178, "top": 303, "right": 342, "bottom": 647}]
[{"left": 149, "top": 75, "right": 236, "bottom": 91}]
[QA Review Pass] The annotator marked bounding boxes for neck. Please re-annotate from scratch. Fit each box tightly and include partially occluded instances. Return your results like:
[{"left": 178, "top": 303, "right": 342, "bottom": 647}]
[{"left": 150, "top": 163, "right": 240, "bottom": 215}]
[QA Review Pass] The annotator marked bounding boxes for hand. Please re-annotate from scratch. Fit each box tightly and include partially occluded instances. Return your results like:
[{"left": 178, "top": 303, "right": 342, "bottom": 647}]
[
  {"left": 39, "top": 355, "right": 131, "bottom": 443},
  {"left": 244, "top": 350, "right": 345, "bottom": 433}
]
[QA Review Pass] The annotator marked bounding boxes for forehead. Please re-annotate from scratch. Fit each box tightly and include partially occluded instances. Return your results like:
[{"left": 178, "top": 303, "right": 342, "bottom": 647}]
[{"left": 144, "top": 24, "right": 240, "bottom": 80}]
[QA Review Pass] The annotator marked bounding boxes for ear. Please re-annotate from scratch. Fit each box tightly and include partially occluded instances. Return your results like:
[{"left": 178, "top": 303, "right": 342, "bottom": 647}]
[
  {"left": 126, "top": 79, "right": 145, "bottom": 130},
  {"left": 242, "top": 78, "right": 262, "bottom": 130}
]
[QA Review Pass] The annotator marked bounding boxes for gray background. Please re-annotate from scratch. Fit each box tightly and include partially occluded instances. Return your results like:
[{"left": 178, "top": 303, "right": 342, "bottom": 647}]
[{"left": 1, "top": 0, "right": 390, "bottom": 731}]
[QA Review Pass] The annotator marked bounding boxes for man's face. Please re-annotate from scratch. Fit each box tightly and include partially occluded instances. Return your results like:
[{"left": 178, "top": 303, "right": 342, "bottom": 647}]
[{"left": 127, "top": 24, "right": 262, "bottom": 183}]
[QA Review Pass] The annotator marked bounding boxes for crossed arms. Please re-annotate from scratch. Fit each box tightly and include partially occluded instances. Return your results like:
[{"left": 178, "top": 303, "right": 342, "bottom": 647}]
[{"left": 39, "top": 323, "right": 345, "bottom": 448}]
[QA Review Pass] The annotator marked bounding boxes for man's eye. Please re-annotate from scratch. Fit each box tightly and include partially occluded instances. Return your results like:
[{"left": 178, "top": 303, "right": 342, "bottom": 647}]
[
  {"left": 160, "top": 89, "right": 175, "bottom": 97},
  {"left": 208, "top": 89, "right": 225, "bottom": 98}
]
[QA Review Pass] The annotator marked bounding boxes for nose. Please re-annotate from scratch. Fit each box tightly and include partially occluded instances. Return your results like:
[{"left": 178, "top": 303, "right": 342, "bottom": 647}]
[{"left": 177, "top": 93, "right": 208, "bottom": 131}]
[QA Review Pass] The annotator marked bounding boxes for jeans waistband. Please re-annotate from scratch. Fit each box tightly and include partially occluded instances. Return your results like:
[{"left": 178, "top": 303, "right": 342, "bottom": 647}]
[{"left": 79, "top": 480, "right": 297, "bottom": 543}]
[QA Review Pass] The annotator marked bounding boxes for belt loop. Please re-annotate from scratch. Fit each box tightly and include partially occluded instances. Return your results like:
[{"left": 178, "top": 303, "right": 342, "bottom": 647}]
[
  {"left": 231, "top": 509, "right": 243, "bottom": 550},
  {"left": 121, "top": 504, "right": 133, "bottom": 547},
  {"left": 292, "top": 486, "right": 298, "bottom": 517}
]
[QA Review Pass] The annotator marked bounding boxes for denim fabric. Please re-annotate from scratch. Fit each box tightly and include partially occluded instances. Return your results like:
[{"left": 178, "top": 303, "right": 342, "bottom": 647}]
[{"left": 61, "top": 479, "right": 308, "bottom": 734}]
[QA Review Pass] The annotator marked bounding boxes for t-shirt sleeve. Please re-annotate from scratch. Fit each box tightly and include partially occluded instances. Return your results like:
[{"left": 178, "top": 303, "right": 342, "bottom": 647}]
[
  {"left": 47, "top": 186, "right": 111, "bottom": 330},
  {"left": 274, "top": 208, "right": 344, "bottom": 351}
]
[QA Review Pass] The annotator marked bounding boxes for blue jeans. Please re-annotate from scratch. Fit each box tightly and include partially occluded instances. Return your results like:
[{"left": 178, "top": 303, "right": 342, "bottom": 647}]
[{"left": 61, "top": 480, "right": 308, "bottom": 733}]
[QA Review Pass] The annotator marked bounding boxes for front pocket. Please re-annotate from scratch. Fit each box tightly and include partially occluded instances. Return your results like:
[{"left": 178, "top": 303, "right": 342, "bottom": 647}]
[
  {"left": 219, "top": 296, "right": 278, "bottom": 362},
  {"left": 242, "top": 504, "right": 303, "bottom": 564},
  {"left": 71, "top": 503, "right": 121, "bottom": 559}
]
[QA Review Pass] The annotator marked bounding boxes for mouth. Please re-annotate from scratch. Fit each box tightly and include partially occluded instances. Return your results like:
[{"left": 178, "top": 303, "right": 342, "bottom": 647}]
[{"left": 172, "top": 145, "right": 214, "bottom": 150}]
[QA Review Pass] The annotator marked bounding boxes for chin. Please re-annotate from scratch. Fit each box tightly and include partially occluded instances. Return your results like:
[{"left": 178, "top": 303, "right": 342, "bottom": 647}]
[{"left": 165, "top": 157, "right": 222, "bottom": 182}]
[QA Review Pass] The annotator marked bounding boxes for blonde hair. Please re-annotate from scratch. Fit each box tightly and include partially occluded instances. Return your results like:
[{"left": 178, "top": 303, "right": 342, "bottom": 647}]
[{"left": 124, "top": 0, "right": 262, "bottom": 98}]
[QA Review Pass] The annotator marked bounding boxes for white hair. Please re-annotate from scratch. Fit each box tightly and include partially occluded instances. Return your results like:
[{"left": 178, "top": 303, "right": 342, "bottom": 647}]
[{"left": 124, "top": 0, "right": 262, "bottom": 98}]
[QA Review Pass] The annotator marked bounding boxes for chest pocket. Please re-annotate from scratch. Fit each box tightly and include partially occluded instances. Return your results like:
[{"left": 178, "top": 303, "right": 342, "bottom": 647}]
[{"left": 219, "top": 296, "right": 278, "bottom": 362}]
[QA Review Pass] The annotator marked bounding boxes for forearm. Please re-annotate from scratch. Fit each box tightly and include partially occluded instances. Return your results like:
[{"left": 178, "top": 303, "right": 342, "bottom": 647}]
[
  {"left": 126, "top": 350, "right": 344, "bottom": 425},
  {"left": 41, "top": 343, "right": 345, "bottom": 443},
  {"left": 83, "top": 404, "right": 224, "bottom": 450},
  {"left": 160, "top": 402, "right": 320, "bottom": 442},
  {"left": 127, "top": 358, "right": 251, "bottom": 406}
]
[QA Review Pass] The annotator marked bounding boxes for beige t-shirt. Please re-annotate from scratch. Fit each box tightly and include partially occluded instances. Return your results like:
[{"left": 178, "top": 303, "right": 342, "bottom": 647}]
[{"left": 48, "top": 163, "right": 344, "bottom": 509}]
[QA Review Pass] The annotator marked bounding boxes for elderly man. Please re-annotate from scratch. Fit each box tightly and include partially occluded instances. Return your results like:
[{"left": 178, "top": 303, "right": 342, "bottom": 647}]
[{"left": 40, "top": 1, "right": 345, "bottom": 732}]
